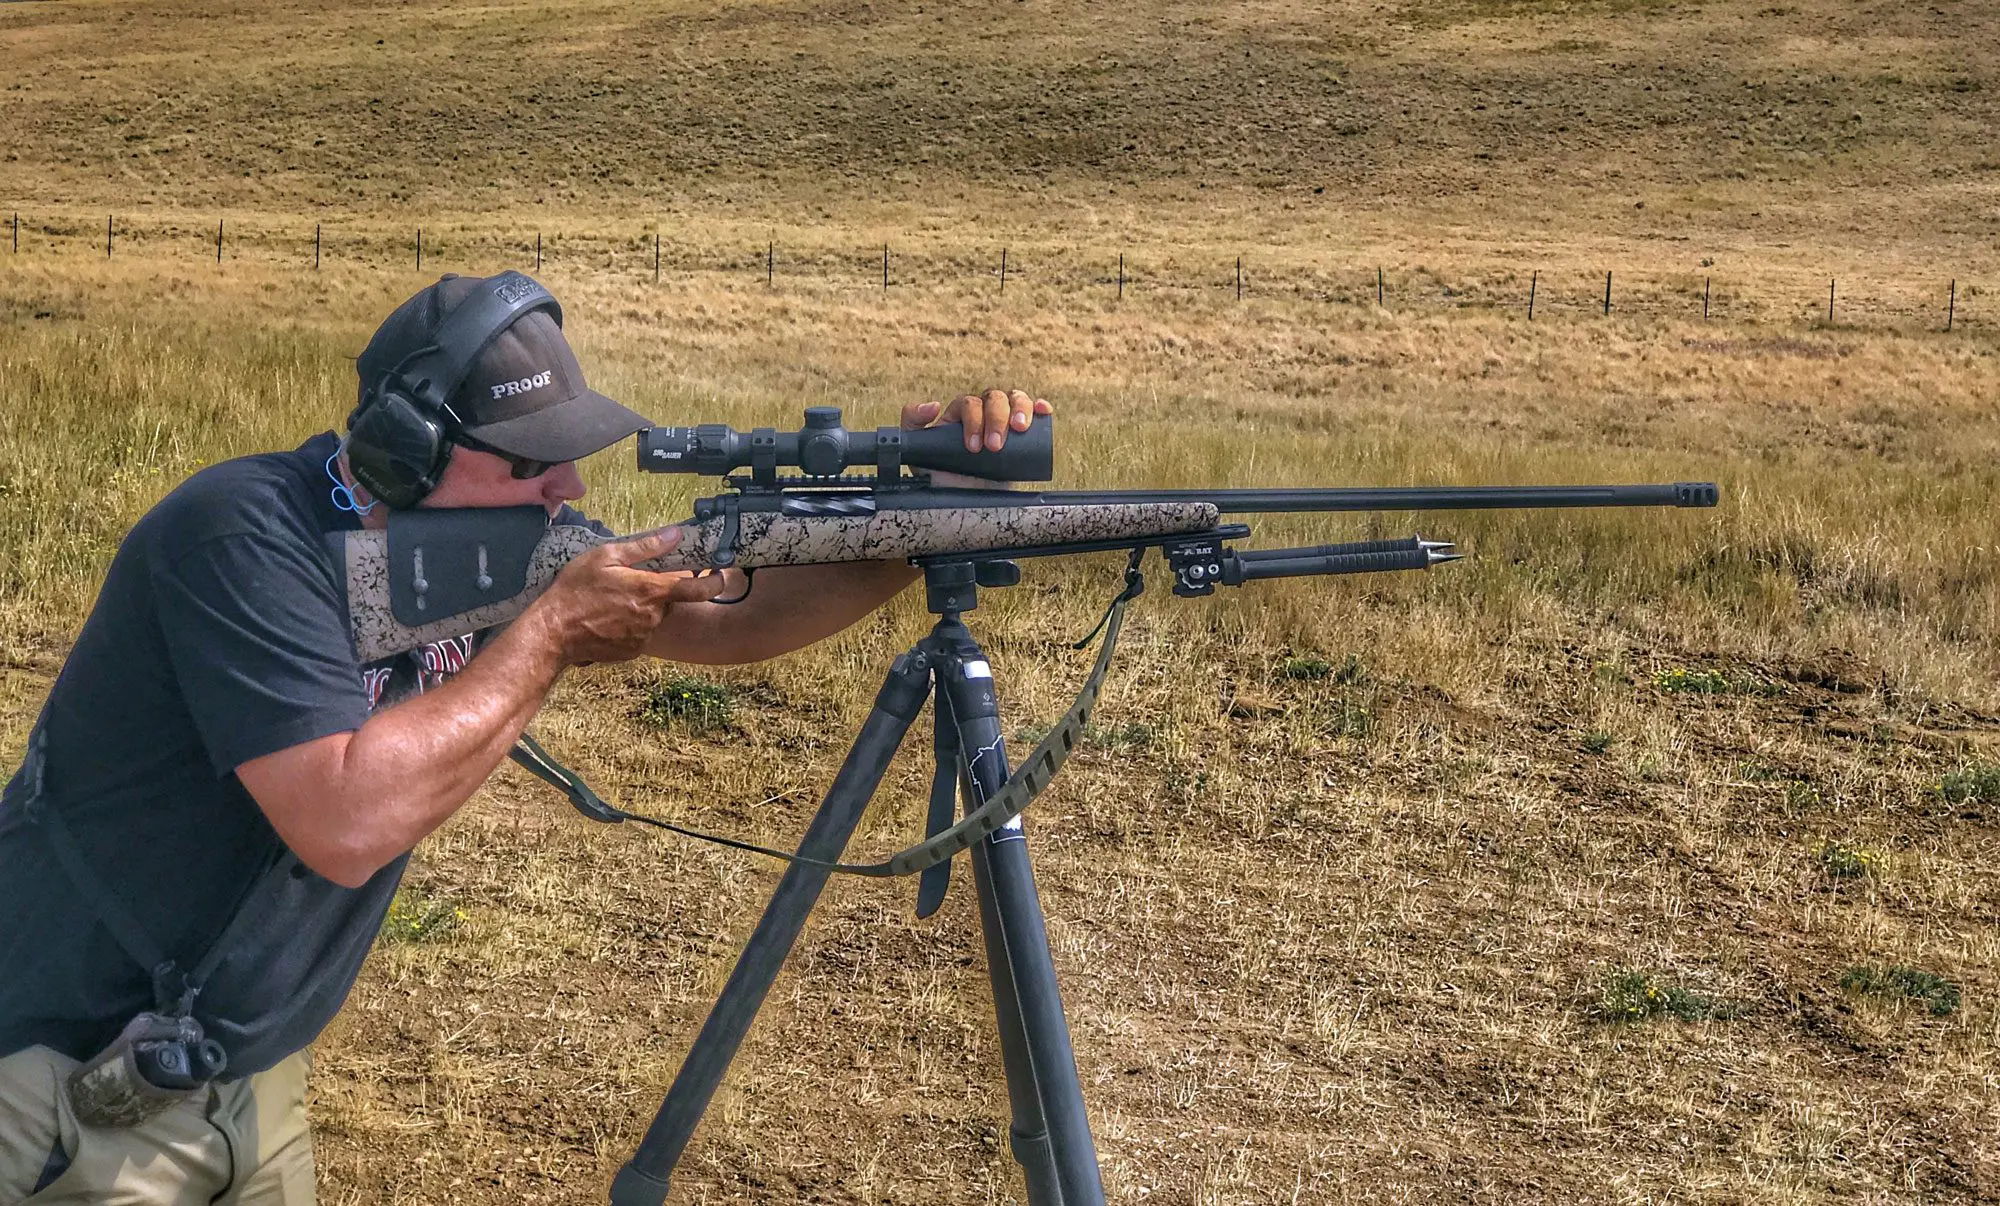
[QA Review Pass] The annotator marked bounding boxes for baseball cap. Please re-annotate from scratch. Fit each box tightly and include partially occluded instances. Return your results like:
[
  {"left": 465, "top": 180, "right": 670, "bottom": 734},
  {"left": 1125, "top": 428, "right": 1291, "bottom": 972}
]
[{"left": 355, "top": 273, "right": 651, "bottom": 464}]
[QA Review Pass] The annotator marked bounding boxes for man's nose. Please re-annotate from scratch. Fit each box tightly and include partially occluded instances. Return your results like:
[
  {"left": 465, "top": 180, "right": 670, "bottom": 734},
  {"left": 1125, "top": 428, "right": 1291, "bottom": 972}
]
[{"left": 544, "top": 462, "right": 587, "bottom": 506}]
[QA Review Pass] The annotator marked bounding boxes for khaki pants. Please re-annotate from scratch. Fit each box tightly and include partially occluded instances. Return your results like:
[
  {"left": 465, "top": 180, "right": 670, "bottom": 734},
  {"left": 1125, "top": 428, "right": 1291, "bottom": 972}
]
[{"left": 0, "top": 1044, "right": 314, "bottom": 1205}]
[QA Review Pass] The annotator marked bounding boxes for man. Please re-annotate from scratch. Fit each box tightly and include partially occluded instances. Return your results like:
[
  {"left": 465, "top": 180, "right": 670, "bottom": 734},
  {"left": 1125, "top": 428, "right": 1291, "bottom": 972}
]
[{"left": 0, "top": 271, "right": 1051, "bottom": 1204}]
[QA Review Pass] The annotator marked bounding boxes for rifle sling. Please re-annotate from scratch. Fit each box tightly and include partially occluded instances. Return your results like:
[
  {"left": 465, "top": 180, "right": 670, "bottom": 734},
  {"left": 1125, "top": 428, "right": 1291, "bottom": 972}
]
[{"left": 507, "top": 580, "right": 1135, "bottom": 880}]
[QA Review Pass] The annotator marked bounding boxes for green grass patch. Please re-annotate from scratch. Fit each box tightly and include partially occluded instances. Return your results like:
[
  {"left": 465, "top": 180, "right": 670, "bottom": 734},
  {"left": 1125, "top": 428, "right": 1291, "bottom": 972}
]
[
  {"left": 1280, "top": 655, "right": 1333, "bottom": 681},
  {"left": 1634, "top": 754, "right": 1670, "bottom": 783},
  {"left": 1086, "top": 721, "right": 1157, "bottom": 749},
  {"left": 1324, "top": 698, "right": 1372, "bottom": 738},
  {"left": 379, "top": 892, "right": 468, "bottom": 946},
  {"left": 639, "top": 675, "right": 734, "bottom": 732},
  {"left": 1939, "top": 762, "right": 2000, "bottom": 806},
  {"left": 1816, "top": 840, "right": 1881, "bottom": 879},
  {"left": 1784, "top": 779, "right": 1825, "bottom": 810},
  {"left": 1656, "top": 666, "right": 1731, "bottom": 694},
  {"left": 1839, "top": 964, "right": 1960, "bottom": 1016},
  {"left": 1582, "top": 730, "right": 1615, "bottom": 755},
  {"left": 1160, "top": 753, "right": 1213, "bottom": 808},
  {"left": 1593, "top": 969, "right": 1743, "bottom": 1022},
  {"left": 1280, "top": 652, "right": 1368, "bottom": 685}
]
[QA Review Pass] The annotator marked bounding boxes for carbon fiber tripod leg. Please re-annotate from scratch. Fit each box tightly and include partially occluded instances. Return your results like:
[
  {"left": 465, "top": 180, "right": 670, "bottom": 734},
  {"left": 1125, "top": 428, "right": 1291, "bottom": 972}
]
[
  {"left": 913, "top": 688, "right": 958, "bottom": 919},
  {"left": 609, "top": 648, "right": 934, "bottom": 1206},
  {"left": 936, "top": 618, "right": 1107, "bottom": 1206}
]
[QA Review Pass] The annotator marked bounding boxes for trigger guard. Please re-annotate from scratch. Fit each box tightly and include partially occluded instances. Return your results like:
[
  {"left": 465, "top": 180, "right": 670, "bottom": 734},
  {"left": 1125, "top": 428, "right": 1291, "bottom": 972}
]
[{"left": 707, "top": 567, "right": 754, "bottom": 605}]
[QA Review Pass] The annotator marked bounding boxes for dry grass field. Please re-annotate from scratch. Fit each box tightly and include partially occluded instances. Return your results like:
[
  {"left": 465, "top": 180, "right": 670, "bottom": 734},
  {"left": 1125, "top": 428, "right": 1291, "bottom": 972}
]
[{"left": 1, "top": 1, "right": 1996, "bottom": 1203}]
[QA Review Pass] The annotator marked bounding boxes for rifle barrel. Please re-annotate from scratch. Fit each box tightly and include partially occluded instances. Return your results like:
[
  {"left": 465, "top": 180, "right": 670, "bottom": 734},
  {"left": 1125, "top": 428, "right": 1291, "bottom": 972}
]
[{"left": 1024, "top": 482, "right": 1718, "bottom": 512}]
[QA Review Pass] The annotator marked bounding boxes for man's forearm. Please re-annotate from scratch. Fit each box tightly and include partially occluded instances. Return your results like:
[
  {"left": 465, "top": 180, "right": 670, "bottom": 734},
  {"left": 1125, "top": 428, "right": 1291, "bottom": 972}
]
[
  {"left": 645, "top": 560, "right": 921, "bottom": 665},
  {"left": 338, "top": 613, "right": 565, "bottom": 850},
  {"left": 242, "top": 608, "right": 568, "bottom": 887}
]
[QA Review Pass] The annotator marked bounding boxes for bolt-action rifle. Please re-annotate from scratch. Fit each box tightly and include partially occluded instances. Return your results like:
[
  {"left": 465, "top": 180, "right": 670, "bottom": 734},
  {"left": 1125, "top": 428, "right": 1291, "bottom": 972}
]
[
  {"left": 338, "top": 407, "right": 1714, "bottom": 663},
  {"left": 329, "top": 408, "right": 1718, "bottom": 1206}
]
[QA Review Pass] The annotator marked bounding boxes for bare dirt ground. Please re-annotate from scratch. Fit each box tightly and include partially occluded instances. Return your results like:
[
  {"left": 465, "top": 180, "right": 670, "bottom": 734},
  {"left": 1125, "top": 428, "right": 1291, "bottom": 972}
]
[{"left": 1, "top": 0, "right": 1996, "bottom": 1203}]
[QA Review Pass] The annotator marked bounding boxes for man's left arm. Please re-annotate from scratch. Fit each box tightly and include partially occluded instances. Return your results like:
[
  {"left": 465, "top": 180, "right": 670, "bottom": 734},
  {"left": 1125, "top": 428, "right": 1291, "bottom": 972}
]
[
  {"left": 642, "top": 560, "right": 919, "bottom": 666},
  {"left": 640, "top": 388, "right": 1051, "bottom": 666}
]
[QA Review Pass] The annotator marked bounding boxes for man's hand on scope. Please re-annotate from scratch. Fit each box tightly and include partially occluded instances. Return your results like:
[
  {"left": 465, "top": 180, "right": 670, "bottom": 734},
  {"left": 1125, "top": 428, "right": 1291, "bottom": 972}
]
[
  {"left": 527, "top": 528, "right": 728, "bottom": 666},
  {"left": 903, "top": 388, "right": 1053, "bottom": 452}
]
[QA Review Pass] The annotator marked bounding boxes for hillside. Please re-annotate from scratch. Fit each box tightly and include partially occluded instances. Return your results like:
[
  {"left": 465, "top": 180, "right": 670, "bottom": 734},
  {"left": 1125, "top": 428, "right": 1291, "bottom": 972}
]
[{"left": 2, "top": 0, "right": 1999, "bottom": 259}]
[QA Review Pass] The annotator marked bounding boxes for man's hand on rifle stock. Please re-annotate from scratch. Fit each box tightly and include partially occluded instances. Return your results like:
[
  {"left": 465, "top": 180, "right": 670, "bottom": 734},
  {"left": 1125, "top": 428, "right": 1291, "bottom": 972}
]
[
  {"left": 903, "top": 387, "right": 1053, "bottom": 452},
  {"left": 528, "top": 528, "right": 730, "bottom": 666}
]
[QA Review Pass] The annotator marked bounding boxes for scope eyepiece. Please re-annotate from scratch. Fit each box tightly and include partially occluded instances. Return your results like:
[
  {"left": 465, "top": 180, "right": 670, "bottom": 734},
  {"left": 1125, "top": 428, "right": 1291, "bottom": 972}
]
[{"left": 637, "top": 407, "right": 1053, "bottom": 484}]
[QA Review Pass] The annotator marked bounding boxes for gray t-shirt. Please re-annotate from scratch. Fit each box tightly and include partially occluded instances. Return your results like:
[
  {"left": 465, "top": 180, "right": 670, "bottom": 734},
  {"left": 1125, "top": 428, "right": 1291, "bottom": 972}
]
[{"left": 0, "top": 431, "right": 605, "bottom": 1077}]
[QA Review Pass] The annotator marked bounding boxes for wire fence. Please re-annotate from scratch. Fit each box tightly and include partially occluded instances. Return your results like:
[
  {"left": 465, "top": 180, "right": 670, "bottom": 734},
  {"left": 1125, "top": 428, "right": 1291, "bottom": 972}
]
[{"left": 2, "top": 210, "right": 1983, "bottom": 335}]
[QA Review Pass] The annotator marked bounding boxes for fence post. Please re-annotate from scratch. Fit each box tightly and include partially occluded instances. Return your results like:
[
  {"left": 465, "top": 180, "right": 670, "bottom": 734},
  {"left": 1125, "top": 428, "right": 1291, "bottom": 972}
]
[
  {"left": 1000, "top": 247, "right": 1007, "bottom": 294},
  {"left": 1947, "top": 279, "right": 1956, "bottom": 332},
  {"left": 314, "top": 223, "right": 321, "bottom": 271},
  {"left": 1703, "top": 276, "right": 1711, "bottom": 321},
  {"left": 416, "top": 228, "right": 422, "bottom": 271},
  {"left": 654, "top": 232, "right": 660, "bottom": 283},
  {"left": 1603, "top": 271, "right": 1611, "bottom": 316},
  {"left": 536, "top": 232, "right": 542, "bottom": 272},
  {"left": 216, "top": 219, "right": 223, "bottom": 264},
  {"left": 882, "top": 244, "right": 889, "bottom": 290},
  {"left": 1827, "top": 278, "right": 1835, "bottom": 325},
  {"left": 1527, "top": 270, "right": 1537, "bottom": 320},
  {"left": 1118, "top": 253, "right": 1125, "bottom": 300},
  {"left": 767, "top": 240, "right": 773, "bottom": 286},
  {"left": 106, "top": 215, "right": 112, "bottom": 258},
  {"left": 1236, "top": 256, "right": 1243, "bottom": 300},
  {"left": 1377, "top": 267, "right": 1383, "bottom": 306}
]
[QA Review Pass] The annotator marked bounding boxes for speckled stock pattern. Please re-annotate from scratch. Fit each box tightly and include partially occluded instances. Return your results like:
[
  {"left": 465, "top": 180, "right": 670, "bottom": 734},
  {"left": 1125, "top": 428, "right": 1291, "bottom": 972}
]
[{"left": 343, "top": 502, "right": 1219, "bottom": 662}]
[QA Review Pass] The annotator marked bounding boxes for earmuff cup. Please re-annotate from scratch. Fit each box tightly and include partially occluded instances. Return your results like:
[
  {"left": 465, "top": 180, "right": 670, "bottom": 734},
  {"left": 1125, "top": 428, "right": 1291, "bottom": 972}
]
[{"left": 346, "top": 379, "right": 453, "bottom": 511}]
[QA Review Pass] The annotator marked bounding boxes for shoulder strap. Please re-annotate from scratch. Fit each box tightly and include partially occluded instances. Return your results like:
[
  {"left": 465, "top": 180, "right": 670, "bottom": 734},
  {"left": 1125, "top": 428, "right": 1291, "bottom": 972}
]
[
  {"left": 23, "top": 716, "right": 298, "bottom": 1016},
  {"left": 26, "top": 722, "right": 169, "bottom": 978}
]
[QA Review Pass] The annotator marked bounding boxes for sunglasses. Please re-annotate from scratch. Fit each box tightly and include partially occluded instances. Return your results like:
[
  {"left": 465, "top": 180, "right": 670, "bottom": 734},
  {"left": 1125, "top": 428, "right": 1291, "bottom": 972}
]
[{"left": 452, "top": 432, "right": 561, "bottom": 480}]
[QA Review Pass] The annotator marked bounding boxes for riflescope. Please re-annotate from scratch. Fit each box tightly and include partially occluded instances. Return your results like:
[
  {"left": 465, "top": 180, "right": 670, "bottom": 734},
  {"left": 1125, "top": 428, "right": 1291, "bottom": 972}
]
[{"left": 636, "top": 406, "right": 1054, "bottom": 483}]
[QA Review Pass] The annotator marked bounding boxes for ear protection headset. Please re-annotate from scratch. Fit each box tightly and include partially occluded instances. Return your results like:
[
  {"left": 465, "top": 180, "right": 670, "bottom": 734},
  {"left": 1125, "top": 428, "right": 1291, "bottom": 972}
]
[{"left": 345, "top": 271, "right": 563, "bottom": 510}]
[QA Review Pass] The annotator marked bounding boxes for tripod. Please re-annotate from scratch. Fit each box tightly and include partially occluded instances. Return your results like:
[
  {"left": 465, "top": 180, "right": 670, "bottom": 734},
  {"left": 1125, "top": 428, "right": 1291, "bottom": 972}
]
[{"left": 610, "top": 558, "right": 1107, "bottom": 1206}]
